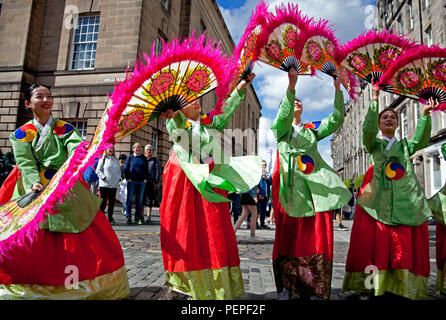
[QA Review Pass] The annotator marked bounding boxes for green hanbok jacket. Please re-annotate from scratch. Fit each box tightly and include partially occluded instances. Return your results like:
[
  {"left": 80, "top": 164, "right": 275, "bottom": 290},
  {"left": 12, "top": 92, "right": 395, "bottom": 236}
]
[
  {"left": 9, "top": 117, "right": 101, "bottom": 233},
  {"left": 10, "top": 118, "right": 83, "bottom": 195},
  {"left": 166, "top": 88, "right": 262, "bottom": 203},
  {"left": 427, "top": 143, "right": 446, "bottom": 226},
  {"left": 271, "top": 88, "right": 351, "bottom": 217},
  {"left": 357, "top": 100, "right": 432, "bottom": 226}
]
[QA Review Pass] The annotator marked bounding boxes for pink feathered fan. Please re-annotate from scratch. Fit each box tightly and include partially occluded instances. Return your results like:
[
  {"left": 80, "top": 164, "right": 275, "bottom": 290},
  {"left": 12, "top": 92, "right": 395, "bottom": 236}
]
[
  {"left": 0, "top": 33, "right": 236, "bottom": 258},
  {"left": 337, "top": 30, "right": 419, "bottom": 94},
  {"left": 378, "top": 46, "right": 446, "bottom": 111},
  {"left": 254, "top": 3, "right": 314, "bottom": 75},
  {"left": 230, "top": 1, "right": 269, "bottom": 92},
  {"left": 297, "top": 19, "right": 360, "bottom": 100},
  {"left": 112, "top": 32, "right": 236, "bottom": 141}
]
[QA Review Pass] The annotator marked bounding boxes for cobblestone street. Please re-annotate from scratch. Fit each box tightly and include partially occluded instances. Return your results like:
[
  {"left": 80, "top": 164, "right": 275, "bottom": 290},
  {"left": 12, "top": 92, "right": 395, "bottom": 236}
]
[{"left": 111, "top": 205, "right": 441, "bottom": 300}]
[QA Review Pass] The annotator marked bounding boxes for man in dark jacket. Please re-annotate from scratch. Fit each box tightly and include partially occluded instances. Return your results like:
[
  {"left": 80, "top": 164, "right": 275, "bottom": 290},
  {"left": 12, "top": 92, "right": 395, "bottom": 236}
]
[
  {"left": 141, "top": 144, "right": 161, "bottom": 224},
  {"left": 124, "top": 143, "right": 148, "bottom": 224},
  {"left": 257, "top": 160, "right": 272, "bottom": 229}
]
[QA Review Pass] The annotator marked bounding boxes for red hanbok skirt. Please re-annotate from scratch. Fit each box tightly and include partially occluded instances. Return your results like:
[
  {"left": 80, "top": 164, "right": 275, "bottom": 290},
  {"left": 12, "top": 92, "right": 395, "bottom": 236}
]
[
  {"left": 343, "top": 165, "right": 430, "bottom": 300},
  {"left": 272, "top": 153, "right": 333, "bottom": 299},
  {"left": 0, "top": 169, "right": 129, "bottom": 299},
  {"left": 436, "top": 222, "right": 446, "bottom": 295},
  {"left": 159, "top": 151, "right": 244, "bottom": 300}
]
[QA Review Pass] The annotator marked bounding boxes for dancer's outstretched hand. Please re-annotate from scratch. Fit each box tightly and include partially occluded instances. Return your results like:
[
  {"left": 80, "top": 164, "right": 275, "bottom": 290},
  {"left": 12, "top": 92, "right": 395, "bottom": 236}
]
[
  {"left": 288, "top": 68, "right": 298, "bottom": 93},
  {"left": 333, "top": 72, "right": 341, "bottom": 92},
  {"left": 237, "top": 73, "right": 256, "bottom": 92},
  {"left": 160, "top": 109, "right": 177, "bottom": 119},
  {"left": 32, "top": 182, "right": 43, "bottom": 192},
  {"left": 423, "top": 97, "right": 439, "bottom": 116},
  {"left": 371, "top": 80, "right": 381, "bottom": 101}
]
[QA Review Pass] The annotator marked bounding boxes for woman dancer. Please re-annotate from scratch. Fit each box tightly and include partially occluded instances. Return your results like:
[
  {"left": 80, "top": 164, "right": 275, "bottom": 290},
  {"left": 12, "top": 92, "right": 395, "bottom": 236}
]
[
  {"left": 159, "top": 73, "right": 261, "bottom": 300},
  {"left": 342, "top": 85, "right": 436, "bottom": 300},
  {"left": 0, "top": 84, "right": 129, "bottom": 299},
  {"left": 271, "top": 68, "right": 351, "bottom": 300},
  {"left": 427, "top": 142, "right": 446, "bottom": 297}
]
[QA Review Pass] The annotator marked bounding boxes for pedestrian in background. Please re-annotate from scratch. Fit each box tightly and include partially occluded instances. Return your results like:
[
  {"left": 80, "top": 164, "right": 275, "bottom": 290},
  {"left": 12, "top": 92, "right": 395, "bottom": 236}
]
[
  {"left": 4, "top": 151, "right": 15, "bottom": 172},
  {"left": 141, "top": 144, "right": 161, "bottom": 224},
  {"left": 83, "top": 158, "right": 99, "bottom": 196},
  {"left": 119, "top": 154, "right": 127, "bottom": 180},
  {"left": 0, "top": 150, "right": 6, "bottom": 188},
  {"left": 124, "top": 142, "right": 148, "bottom": 224},
  {"left": 118, "top": 154, "right": 127, "bottom": 215},
  {"left": 234, "top": 185, "right": 260, "bottom": 241},
  {"left": 350, "top": 189, "right": 357, "bottom": 220},
  {"left": 258, "top": 160, "right": 272, "bottom": 229},
  {"left": 97, "top": 146, "right": 121, "bottom": 224},
  {"left": 228, "top": 192, "right": 241, "bottom": 224}
]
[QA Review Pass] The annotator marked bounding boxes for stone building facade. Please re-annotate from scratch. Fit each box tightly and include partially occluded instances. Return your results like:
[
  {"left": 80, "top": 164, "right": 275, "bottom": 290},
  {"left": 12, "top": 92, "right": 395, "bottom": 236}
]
[
  {"left": 0, "top": 0, "right": 262, "bottom": 169},
  {"left": 332, "top": 0, "right": 446, "bottom": 197}
]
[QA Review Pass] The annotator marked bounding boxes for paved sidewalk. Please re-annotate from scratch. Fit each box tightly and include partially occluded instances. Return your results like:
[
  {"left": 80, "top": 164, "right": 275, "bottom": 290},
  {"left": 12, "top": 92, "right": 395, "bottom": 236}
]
[{"left": 111, "top": 205, "right": 441, "bottom": 300}]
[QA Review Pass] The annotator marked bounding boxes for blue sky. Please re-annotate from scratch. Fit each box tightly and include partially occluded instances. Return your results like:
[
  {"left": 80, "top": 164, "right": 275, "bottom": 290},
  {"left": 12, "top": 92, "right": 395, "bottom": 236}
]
[{"left": 216, "top": 0, "right": 376, "bottom": 166}]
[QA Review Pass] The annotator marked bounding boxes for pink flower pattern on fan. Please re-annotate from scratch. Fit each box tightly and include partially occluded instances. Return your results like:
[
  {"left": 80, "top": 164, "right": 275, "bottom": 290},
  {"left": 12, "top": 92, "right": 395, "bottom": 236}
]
[
  {"left": 150, "top": 71, "right": 175, "bottom": 96},
  {"left": 400, "top": 70, "right": 420, "bottom": 89},
  {"left": 379, "top": 48, "right": 398, "bottom": 67},
  {"left": 122, "top": 110, "right": 144, "bottom": 130},
  {"left": 267, "top": 41, "right": 282, "bottom": 62},
  {"left": 284, "top": 27, "right": 297, "bottom": 50},
  {"left": 308, "top": 42, "right": 322, "bottom": 62},
  {"left": 326, "top": 42, "right": 336, "bottom": 59},
  {"left": 433, "top": 63, "right": 446, "bottom": 81},
  {"left": 186, "top": 69, "right": 209, "bottom": 92},
  {"left": 350, "top": 54, "right": 367, "bottom": 72}
]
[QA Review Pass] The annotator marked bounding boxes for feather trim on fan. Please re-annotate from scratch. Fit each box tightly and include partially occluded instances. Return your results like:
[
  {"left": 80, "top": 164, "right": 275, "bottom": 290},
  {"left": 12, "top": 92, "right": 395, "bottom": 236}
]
[
  {"left": 232, "top": 1, "right": 269, "bottom": 65},
  {"left": 296, "top": 18, "right": 341, "bottom": 69},
  {"left": 337, "top": 29, "right": 419, "bottom": 88},
  {"left": 378, "top": 45, "right": 446, "bottom": 111},
  {"left": 115, "top": 32, "right": 235, "bottom": 122},
  {"left": 296, "top": 18, "right": 360, "bottom": 100},
  {"left": 230, "top": 1, "right": 269, "bottom": 92},
  {"left": 254, "top": 3, "right": 315, "bottom": 75}
]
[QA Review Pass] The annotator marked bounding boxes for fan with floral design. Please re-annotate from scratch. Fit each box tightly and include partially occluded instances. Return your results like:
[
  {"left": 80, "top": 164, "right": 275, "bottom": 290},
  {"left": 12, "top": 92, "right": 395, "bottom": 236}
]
[
  {"left": 337, "top": 30, "right": 420, "bottom": 96},
  {"left": 297, "top": 19, "right": 360, "bottom": 100},
  {"left": 229, "top": 1, "right": 269, "bottom": 93},
  {"left": 0, "top": 33, "right": 236, "bottom": 256},
  {"left": 254, "top": 3, "right": 314, "bottom": 75},
  {"left": 112, "top": 32, "right": 236, "bottom": 142},
  {"left": 378, "top": 46, "right": 446, "bottom": 111}
]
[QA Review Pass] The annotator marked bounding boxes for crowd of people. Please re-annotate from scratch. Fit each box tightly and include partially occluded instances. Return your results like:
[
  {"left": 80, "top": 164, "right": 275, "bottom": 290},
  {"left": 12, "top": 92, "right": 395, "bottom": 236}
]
[{"left": 79, "top": 142, "right": 162, "bottom": 226}]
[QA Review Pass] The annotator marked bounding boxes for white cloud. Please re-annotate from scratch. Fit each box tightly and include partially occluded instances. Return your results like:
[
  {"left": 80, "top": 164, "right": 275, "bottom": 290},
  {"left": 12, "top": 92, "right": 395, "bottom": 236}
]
[
  {"left": 317, "top": 138, "right": 334, "bottom": 167},
  {"left": 218, "top": 0, "right": 263, "bottom": 42},
  {"left": 258, "top": 116, "right": 277, "bottom": 167}
]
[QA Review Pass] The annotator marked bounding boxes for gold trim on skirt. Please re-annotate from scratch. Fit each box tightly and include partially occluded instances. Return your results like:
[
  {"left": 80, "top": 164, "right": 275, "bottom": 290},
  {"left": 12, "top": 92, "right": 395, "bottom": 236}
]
[
  {"left": 165, "top": 265, "right": 245, "bottom": 300},
  {"left": 0, "top": 266, "right": 130, "bottom": 300}
]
